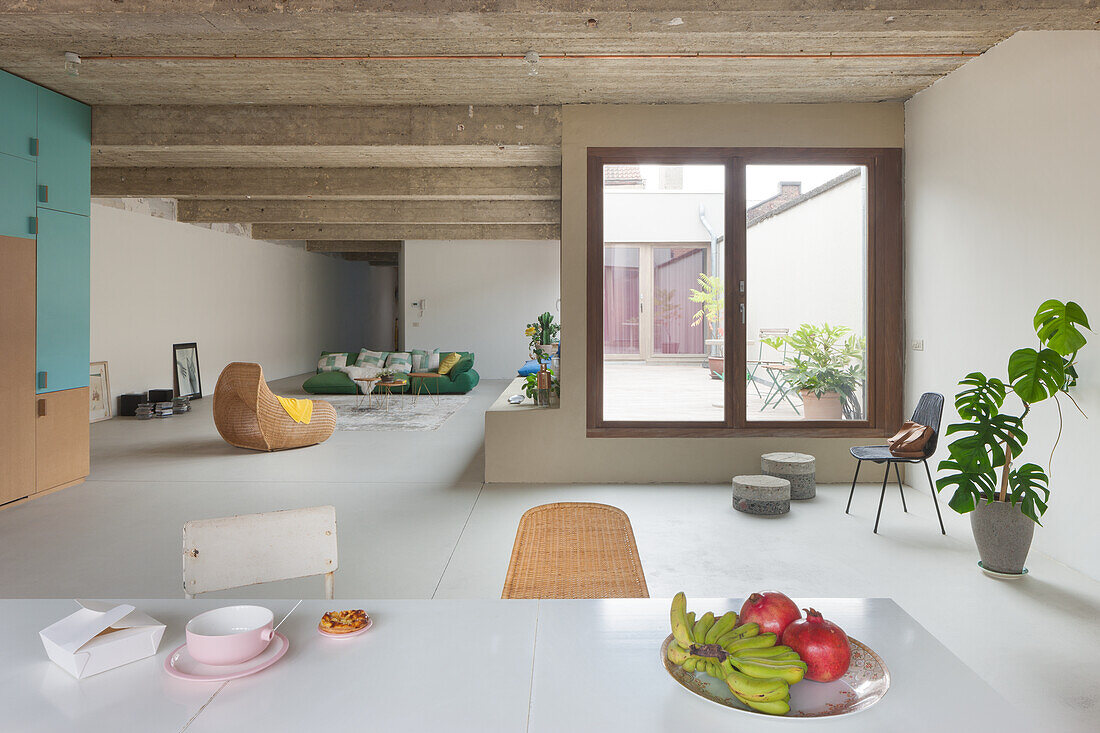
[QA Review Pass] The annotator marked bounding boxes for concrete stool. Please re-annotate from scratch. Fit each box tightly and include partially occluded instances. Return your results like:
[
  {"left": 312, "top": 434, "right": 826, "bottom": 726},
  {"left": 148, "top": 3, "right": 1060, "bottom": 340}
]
[
  {"left": 761, "top": 452, "right": 816, "bottom": 500},
  {"left": 732, "top": 475, "right": 791, "bottom": 515}
]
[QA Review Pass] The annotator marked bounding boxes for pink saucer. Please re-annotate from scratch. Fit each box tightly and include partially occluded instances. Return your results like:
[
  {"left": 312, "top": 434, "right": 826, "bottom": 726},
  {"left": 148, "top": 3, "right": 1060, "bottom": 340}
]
[
  {"left": 317, "top": 615, "right": 373, "bottom": 639},
  {"left": 164, "top": 632, "right": 289, "bottom": 682}
]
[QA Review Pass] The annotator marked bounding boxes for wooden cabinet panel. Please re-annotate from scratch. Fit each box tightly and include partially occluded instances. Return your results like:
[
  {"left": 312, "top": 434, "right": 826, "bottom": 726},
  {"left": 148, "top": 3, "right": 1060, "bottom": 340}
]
[
  {"left": 35, "top": 387, "right": 89, "bottom": 493},
  {"left": 0, "top": 153, "right": 37, "bottom": 239},
  {"left": 36, "top": 88, "right": 90, "bottom": 217},
  {"left": 0, "top": 70, "right": 37, "bottom": 161},
  {"left": 0, "top": 235, "right": 36, "bottom": 505},
  {"left": 36, "top": 208, "right": 90, "bottom": 394}
]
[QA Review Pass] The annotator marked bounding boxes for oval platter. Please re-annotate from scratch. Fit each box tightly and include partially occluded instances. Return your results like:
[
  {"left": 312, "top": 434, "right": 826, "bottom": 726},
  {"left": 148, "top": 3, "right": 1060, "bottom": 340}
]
[{"left": 660, "top": 633, "right": 890, "bottom": 719}]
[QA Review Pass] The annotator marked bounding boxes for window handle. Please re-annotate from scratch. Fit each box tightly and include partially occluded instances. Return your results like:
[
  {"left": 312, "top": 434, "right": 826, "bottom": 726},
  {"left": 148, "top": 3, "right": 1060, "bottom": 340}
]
[{"left": 740, "top": 303, "right": 746, "bottom": 324}]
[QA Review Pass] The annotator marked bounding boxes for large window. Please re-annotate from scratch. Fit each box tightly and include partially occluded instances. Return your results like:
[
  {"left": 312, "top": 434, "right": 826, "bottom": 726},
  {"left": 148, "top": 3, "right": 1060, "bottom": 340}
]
[{"left": 586, "top": 148, "right": 902, "bottom": 436}]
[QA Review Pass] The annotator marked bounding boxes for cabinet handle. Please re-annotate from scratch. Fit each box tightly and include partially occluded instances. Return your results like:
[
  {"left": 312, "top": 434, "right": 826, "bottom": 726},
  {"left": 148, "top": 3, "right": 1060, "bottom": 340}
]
[
  {"left": 38, "top": 398, "right": 46, "bottom": 417},
  {"left": 30, "top": 216, "right": 38, "bottom": 235},
  {"left": 38, "top": 371, "right": 47, "bottom": 389},
  {"left": 30, "top": 137, "right": 39, "bottom": 156},
  {"left": 39, "top": 184, "right": 48, "bottom": 203}
]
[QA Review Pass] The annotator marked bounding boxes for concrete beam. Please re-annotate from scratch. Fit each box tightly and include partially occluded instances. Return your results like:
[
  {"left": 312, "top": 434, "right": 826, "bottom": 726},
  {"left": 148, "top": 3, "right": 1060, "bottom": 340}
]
[
  {"left": 342, "top": 252, "right": 399, "bottom": 265},
  {"left": 177, "top": 199, "right": 560, "bottom": 224},
  {"left": 91, "top": 166, "right": 561, "bottom": 200},
  {"left": 305, "top": 241, "right": 402, "bottom": 253},
  {"left": 253, "top": 223, "right": 560, "bottom": 241},
  {"left": 92, "top": 105, "right": 560, "bottom": 147},
  {"left": 93, "top": 145, "right": 560, "bottom": 169}
]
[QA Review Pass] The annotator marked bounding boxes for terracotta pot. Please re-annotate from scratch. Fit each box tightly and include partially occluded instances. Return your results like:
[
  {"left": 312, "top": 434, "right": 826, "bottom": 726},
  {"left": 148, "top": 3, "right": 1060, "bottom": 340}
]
[
  {"left": 970, "top": 500, "right": 1036, "bottom": 575},
  {"left": 708, "top": 356, "right": 724, "bottom": 379},
  {"left": 800, "top": 390, "right": 844, "bottom": 420}
]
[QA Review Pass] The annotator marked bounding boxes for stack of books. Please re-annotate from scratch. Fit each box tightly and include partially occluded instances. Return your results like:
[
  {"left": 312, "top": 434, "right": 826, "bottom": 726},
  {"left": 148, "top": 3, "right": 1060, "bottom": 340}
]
[
  {"left": 172, "top": 396, "right": 192, "bottom": 414},
  {"left": 155, "top": 402, "right": 174, "bottom": 417},
  {"left": 135, "top": 402, "right": 154, "bottom": 420}
]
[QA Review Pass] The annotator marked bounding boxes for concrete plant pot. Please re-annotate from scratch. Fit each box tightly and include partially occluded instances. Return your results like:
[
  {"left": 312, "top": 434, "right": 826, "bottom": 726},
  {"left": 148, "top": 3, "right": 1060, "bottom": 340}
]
[
  {"left": 799, "top": 390, "right": 843, "bottom": 420},
  {"left": 970, "top": 500, "right": 1036, "bottom": 575}
]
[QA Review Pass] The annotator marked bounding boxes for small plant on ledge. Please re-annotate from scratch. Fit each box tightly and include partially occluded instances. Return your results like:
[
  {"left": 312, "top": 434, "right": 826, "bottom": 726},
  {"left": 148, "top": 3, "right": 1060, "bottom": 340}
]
[{"left": 526, "top": 311, "right": 561, "bottom": 361}]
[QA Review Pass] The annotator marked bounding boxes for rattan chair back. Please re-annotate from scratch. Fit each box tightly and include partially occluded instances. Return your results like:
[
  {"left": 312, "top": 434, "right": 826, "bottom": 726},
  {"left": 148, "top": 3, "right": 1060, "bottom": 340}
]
[{"left": 502, "top": 502, "right": 649, "bottom": 599}]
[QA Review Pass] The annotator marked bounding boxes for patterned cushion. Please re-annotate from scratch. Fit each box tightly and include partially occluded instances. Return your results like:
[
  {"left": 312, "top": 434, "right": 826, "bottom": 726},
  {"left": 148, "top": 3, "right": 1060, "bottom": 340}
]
[
  {"left": 355, "top": 349, "right": 388, "bottom": 368},
  {"left": 317, "top": 353, "right": 348, "bottom": 373},
  {"left": 410, "top": 348, "right": 442, "bottom": 372},
  {"left": 385, "top": 351, "right": 413, "bottom": 374}
]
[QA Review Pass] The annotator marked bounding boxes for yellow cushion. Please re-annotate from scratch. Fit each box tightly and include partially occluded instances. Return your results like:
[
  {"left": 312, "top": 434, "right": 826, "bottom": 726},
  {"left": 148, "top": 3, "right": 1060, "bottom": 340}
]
[{"left": 437, "top": 352, "right": 461, "bottom": 375}]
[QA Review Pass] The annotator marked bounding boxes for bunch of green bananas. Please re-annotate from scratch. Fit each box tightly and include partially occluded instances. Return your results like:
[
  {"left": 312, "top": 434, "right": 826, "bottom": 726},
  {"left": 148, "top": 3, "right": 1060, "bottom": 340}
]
[{"left": 667, "top": 592, "right": 807, "bottom": 716}]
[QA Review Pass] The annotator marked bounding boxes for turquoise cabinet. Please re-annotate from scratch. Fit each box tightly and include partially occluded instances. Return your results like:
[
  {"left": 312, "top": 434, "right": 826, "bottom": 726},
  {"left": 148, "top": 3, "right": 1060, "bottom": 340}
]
[
  {"left": 0, "top": 152, "right": 37, "bottom": 238},
  {"left": 36, "top": 208, "right": 90, "bottom": 394},
  {"left": 0, "top": 70, "right": 37, "bottom": 160},
  {"left": 36, "top": 88, "right": 91, "bottom": 217}
]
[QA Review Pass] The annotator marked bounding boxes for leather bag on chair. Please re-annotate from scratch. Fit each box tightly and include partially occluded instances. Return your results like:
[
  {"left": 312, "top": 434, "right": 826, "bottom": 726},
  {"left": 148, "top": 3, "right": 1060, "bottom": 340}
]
[{"left": 887, "top": 421, "right": 933, "bottom": 458}]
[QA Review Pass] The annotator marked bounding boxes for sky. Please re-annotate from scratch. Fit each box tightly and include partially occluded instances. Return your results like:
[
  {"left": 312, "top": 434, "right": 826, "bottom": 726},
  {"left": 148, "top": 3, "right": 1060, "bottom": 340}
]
[{"left": 634, "top": 164, "right": 862, "bottom": 207}]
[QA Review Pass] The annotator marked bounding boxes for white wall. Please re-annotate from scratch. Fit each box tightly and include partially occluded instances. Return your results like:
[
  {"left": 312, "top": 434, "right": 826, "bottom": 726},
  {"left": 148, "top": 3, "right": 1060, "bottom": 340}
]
[
  {"left": 401, "top": 240, "right": 560, "bottom": 379},
  {"left": 90, "top": 203, "right": 367, "bottom": 398},
  {"left": 747, "top": 173, "right": 868, "bottom": 347},
  {"left": 905, "top": 31, "right": 1100, "bottom": 579}
]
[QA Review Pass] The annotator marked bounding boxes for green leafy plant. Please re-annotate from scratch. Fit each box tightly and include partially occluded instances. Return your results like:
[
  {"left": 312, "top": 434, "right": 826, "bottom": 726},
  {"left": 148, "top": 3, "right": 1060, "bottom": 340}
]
[
  {"left": 526, "top": 311, "right": 561, "bottom": 360},
  {"left": 936, "top": 299, "right": 1089, "bottom": 524},
  {"left": 766, "top": 323, "right": 866, "bottom": 419},
  {"left": 523, "top": 368, "right": 560, "bottom": 401},
  {"left": 689, "top": 274, "right": 724, "bottom": 340}
]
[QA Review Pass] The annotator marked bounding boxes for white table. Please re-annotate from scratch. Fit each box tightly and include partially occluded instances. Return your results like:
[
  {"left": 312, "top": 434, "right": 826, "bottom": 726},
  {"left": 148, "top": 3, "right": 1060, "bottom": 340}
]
[{"left": 0, "top": 598, "right": 1034, "bottom": 732}]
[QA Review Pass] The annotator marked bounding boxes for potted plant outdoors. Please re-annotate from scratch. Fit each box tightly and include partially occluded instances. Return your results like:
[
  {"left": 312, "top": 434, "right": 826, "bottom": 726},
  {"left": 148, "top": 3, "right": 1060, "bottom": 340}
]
[
  {"left": 527, "top": 311, "right": 561, "bottom": 361},
  {"left": 689, "top": 273, "right": 724, "bottom": 378},
  {"left": 768, "top": 323, "right": 866, "bottom": 420},
  {"left": 936, "top": 299, "right": 1090, "bottom": 577}
]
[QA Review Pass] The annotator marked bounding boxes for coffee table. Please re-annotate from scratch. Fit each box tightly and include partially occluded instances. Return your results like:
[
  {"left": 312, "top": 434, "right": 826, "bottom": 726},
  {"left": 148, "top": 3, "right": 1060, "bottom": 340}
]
[
  {"left": 378, "top": 379, "right": 408, "bottom": 415},
  {"left": 353, "top": 377, "right": 380, "bottom": 409},
  {"left": 409, "top": 372, "right": 445, "bottom": 407}
]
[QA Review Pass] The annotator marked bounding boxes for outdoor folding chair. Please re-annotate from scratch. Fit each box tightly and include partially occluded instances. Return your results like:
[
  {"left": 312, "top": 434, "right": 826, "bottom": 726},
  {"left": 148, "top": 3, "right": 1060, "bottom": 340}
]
[{"left": 845, "top": 393, "right": 947, "bottom": 535}]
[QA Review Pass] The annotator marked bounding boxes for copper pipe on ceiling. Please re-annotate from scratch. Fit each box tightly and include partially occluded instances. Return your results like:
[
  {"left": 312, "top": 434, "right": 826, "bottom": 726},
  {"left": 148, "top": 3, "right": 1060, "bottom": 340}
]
[{"left": 79, "top": 52, "right": 980, "bottom": 62}]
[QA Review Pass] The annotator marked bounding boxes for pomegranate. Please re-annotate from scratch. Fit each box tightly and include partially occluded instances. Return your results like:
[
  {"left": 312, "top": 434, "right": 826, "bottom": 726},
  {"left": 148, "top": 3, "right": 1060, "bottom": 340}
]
[
  {"left": 780, "top": 608, "right": 851, "bottom": 682},
  {"left": 738, "top": 591, "right": 802, "bottom": 637}
]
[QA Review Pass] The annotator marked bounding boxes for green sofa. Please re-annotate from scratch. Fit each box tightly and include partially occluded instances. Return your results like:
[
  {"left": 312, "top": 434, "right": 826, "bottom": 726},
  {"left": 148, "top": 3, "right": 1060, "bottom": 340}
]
[{"left": 302, "top": 351, "right": 480, "bottom": 395}]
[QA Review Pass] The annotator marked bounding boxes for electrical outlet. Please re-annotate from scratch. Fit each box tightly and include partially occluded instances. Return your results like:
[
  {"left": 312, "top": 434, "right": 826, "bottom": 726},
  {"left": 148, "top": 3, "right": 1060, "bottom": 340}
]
[
  {"left": 911, "top": 338, "right": 924, "bottom": 351},
  {"left": 412, "top": 322, "right": 420, "bottom": 328}
]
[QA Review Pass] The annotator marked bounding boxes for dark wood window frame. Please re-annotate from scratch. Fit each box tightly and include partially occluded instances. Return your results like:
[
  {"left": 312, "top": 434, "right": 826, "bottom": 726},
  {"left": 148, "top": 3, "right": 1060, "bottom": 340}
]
[{"left": 586, "top": 147, "right": 903, "bottom": 438}]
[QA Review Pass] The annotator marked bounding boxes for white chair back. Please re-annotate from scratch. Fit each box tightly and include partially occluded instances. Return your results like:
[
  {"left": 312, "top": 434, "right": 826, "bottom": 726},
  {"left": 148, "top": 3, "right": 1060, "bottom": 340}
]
[{"left": 183, "top": 505, "right": 338, "bottom": 599}]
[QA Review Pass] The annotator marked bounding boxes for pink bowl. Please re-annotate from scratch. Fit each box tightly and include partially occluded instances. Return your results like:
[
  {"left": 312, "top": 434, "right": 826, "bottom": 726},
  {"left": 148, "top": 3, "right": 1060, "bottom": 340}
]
[{"left": 185, "top": 605, "right": 274, "bottom": 666}]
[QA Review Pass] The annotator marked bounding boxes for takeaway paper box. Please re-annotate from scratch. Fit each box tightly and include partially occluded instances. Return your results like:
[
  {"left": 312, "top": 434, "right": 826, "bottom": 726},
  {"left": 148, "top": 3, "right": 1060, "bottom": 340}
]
[{"left": 40, "top": 600, "right": 166, "bottom": 679}]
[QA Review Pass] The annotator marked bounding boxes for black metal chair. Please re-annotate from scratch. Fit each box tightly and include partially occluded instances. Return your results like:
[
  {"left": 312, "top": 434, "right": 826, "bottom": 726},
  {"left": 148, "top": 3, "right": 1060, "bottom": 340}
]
[{"left": 846, "top": 392, "right": 947, "bottom": 535}]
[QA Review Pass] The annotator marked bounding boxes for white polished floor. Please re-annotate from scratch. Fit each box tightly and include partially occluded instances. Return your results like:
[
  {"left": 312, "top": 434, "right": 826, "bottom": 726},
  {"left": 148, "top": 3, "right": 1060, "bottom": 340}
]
[{"left": 0, "top": 373, "right": 1097, "bottom": 731}]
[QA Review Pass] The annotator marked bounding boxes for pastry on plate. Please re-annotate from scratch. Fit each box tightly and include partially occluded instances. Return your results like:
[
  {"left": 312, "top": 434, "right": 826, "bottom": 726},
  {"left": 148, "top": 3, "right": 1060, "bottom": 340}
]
[{"left": 319, "top": 609, "right": 371, "bottom": 634}]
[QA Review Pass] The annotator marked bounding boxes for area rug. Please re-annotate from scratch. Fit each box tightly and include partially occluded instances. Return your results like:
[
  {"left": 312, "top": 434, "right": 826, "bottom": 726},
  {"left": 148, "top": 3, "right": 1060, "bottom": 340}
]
[{"left": 321, "top": 393, "right": 472, "bottom": 432}]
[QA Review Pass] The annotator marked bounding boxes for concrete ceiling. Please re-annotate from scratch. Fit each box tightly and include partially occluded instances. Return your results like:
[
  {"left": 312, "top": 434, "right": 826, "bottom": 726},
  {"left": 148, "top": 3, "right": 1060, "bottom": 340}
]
[{"left": 2, "top": 2, "right": 1096, "bottom": 244}]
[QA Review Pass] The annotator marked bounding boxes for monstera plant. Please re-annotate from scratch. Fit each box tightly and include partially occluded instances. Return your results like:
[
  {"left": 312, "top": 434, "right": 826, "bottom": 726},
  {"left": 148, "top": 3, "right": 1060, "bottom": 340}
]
[{"left": 936, "top": 299, "right": 1089, "bottom": 576}]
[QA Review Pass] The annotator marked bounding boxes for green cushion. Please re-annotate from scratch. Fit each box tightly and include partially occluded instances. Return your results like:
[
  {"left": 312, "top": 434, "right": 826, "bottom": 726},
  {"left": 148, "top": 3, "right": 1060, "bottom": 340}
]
[
  {"left": 411, "top": 369, "right": 479, "bottom": 394},
  {"left": 302, "top": 370, "right": 357, "bottom": 395},
  {"left": 448, "top": 353, "right": 474, "bottom": 379}
]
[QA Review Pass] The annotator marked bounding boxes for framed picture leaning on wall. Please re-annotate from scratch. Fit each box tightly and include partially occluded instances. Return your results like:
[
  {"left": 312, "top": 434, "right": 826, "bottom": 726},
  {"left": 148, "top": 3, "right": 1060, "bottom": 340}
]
[
  {"left": 89, "top": 361, "right": 111, "bottom": 422},
  {"left": 173, "top": 342, "right": 203, "bottom": 399}
]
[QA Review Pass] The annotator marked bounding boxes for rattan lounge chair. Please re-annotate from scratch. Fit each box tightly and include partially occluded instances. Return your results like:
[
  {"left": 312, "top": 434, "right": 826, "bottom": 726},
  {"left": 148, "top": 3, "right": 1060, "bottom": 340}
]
[
  {"left": 213, "top": 362, "right": 337, "bottom": 451},
  {"left": 501, "top": 502, "right": 649, "bottom": 599}
]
